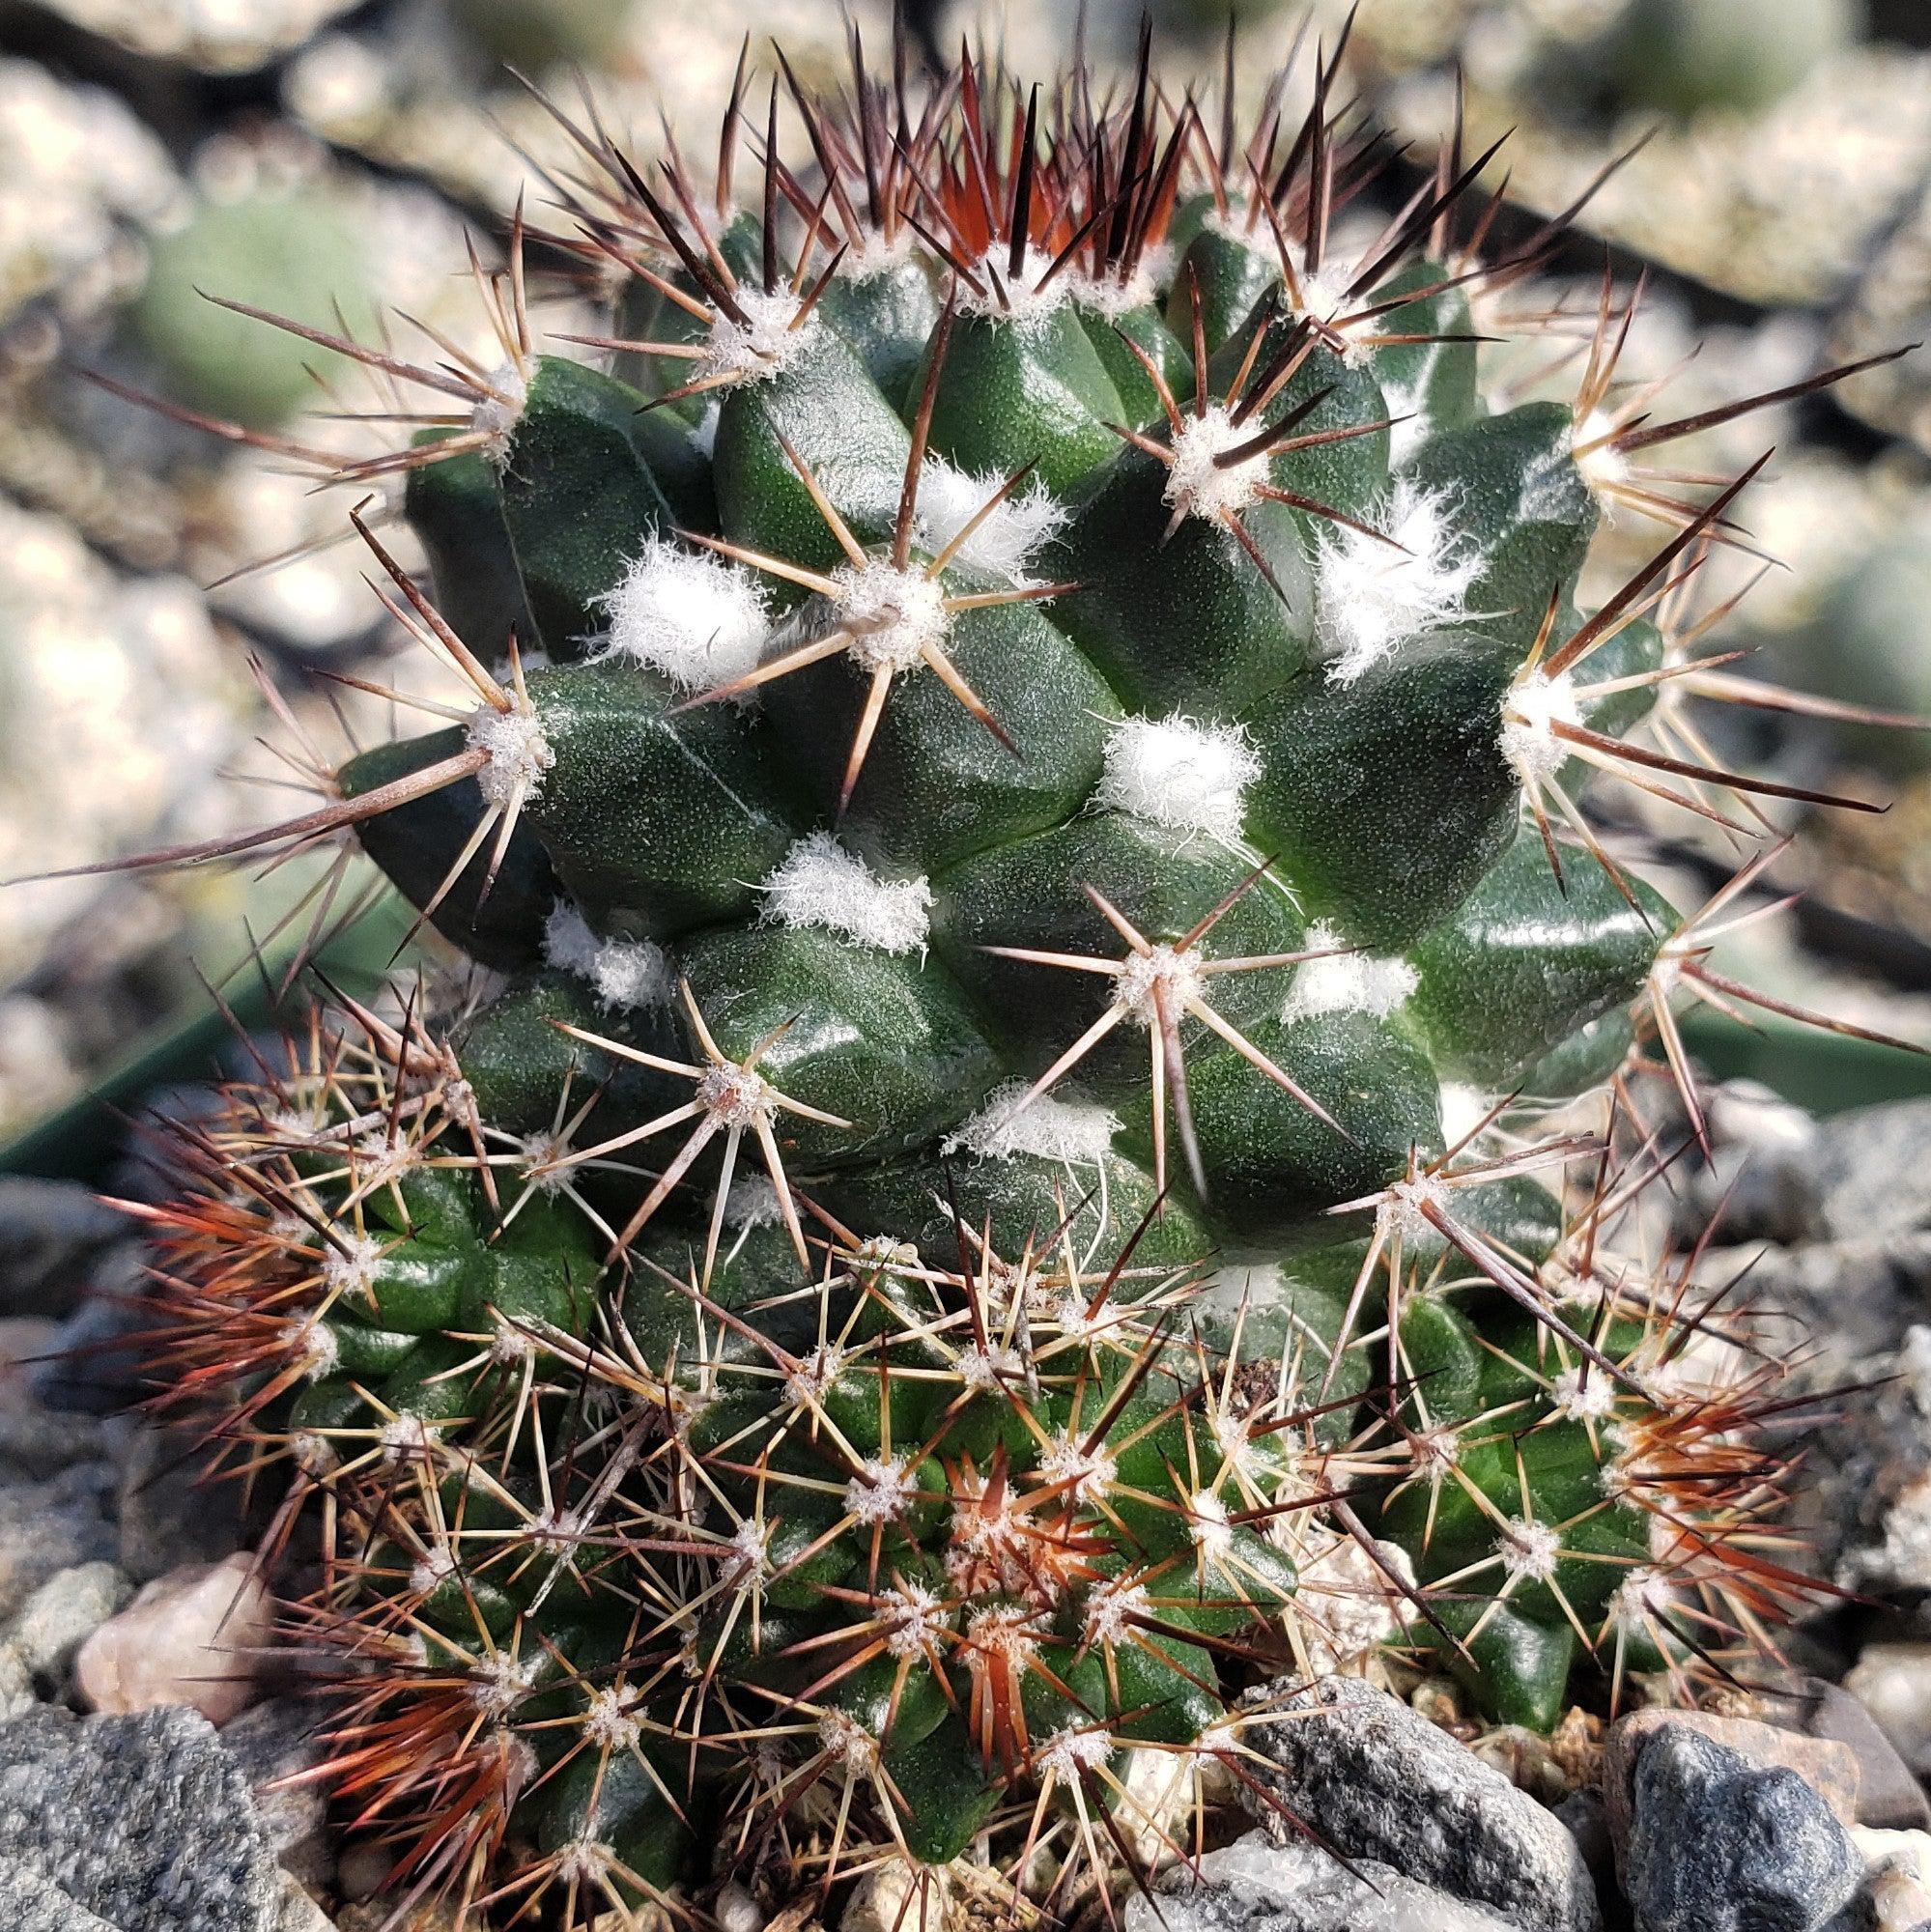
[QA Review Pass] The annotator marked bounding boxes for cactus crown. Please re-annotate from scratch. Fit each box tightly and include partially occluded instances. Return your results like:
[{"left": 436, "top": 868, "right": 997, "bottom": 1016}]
[{"left": 76, "top": 18, "right": 1916, "bottom": 1929}]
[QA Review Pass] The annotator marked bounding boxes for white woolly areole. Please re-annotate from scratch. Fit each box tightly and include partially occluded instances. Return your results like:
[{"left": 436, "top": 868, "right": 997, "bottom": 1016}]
[
  {"left": 759, "top": 833, "right": 931, "bottom": 955},
  {"left": 698, "top": 1062, "right": 773, "bottom": 1127},
  {"left": 911, "top": 457, "right": 1067, "bottom": 583},
  {"left": 1318, "top": 482, "right": 1476, "bottom": 685},
  {"left": 1098, "top": 714, "right": 1259, "bottom": 842},
  {"left": 1190, "top": 1491, "right": 1235, "bottom": 1558},
  {"left": 1164, "top": 404, "right": 1271, "bottom": 521},
  {"left": 1038, "top": 1433, "right": 1118, "bottom": 1505},
  {"left": 958, "top": 242, "right": 1070, "bottom": 322},
  {"left": 1378, "top": 1172, "right": 1450, "bottom": 1245},
  {"left": 833, "top": 562, "right": 951, "bottom": 672},
  {"left": 1498, "top": 1517, "right": 1563, "bottom": 1583},
  {"left": 467, "top": 699, "right": 554, "bottom": 809},
  {"left": 845, "top": 1455, "right": 920, "bottom": 1525},
  {"left": 699, "top": 286, "right": 815, "bottom": 384},
  {"left": 468, "top": 1652, "right": 535, "bottom": 1716},
  {"left": 818, "top": 1709, "right": 880, "bottom": 1770},
  {"left": 956, "top": 1341, "right": 1025, "bottom": 1391},
  {"left": 1550, "top": 1364, "right": 1617, "bottom": 1422},
  {"left": 1613, "top": 1565, "right": 1675, "bottom": 1630},
  {"left": 582, "top": 1689, "right": 641, "bottom": 1751},
  {"left": 1499, "top": 669, "right": 1582, "bottom": 786},
  {"left": 354, "top": 1130, "right": 416, "bottom": 1189},
  {"left": 323, "top": 1231, "right": 383, "bottom": 1299},
  {"left": 292, "top": 1320, "right": 338, "bottom": 1382},
  {"left": 881, "top": 1581, "right": 946, "bottom": 1659},
  {"left": 1572, "top": 408, "right": 1633, "bottom": 499},
  {"left": 843, "top": 228, "right": 918, "bottom": 279},
  {"left": 379, "top": 1414, "right": 438, "bottom": 1464},
  {"left": 1283, "top": 922, "right": 1418, "bottom": 1021},
  {"left": 1070, "top": 248, "right": 1169, "bottom": 319},
  {"left": 1118, "top": 944, "right": 1205, "bottom": 1026},
  {"left": 1037, "top": 1725, "right": 1114, "bottom": 1778},
  {"left": 598, "top": 538, "right": 771, "bottom": 691},
  {"left": 1297, "top": 1534, "right": 1414, "bottom": 1662},
  {"left": 943, "top": 1082, "right": 1120, "bottom": 1165},
  {"left": 470, "top": 359, "right": 527, "bottom": 454},
  {"left": 542, "top": 902, "right": 674, "bottom": 1010},
  {"left": 724, "top": 1173, "right": 783, "bottom": 1231},
  {"left": 1083, "top": 1580, "right": 1149, "bottom": 1646}
]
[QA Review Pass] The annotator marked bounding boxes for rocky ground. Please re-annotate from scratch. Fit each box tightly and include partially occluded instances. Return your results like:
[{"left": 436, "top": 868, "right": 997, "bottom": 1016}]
[{"left": 3, "top": 1087, "right": 1931, "bottom": 1931}]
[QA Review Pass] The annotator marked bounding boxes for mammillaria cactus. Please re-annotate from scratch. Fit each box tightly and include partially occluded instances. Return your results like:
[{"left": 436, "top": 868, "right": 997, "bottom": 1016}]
[{"left": 43, "top": 19, "right": 1925, "bottom": 1929}]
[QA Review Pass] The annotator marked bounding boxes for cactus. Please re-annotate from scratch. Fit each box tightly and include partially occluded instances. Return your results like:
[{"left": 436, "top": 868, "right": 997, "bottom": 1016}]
[{"left": 61, "top": 24, "right": 1924, "bottom": 1929}]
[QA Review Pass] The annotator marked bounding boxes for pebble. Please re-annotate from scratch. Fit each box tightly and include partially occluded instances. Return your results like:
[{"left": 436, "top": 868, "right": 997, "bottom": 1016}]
[
  {"left": 1125, "top": 1832, "right": 1519, "bottom": 1932},
  {"left": 75, "top": 1550, "right": 272, "bottom": 1724},
  {"left": 273, "top": 1873, "right": 336, "bottom": 1932},
  {"left": 1795, "top": 1677, "right": 1931, "bottom": 1831},
  {"left": 1815, "top": 1101, "right": 1931, "bottom": 1245},
  {"left": 1848, "top": 1647, "right": 1931, "bottom": 1783},
  {"left": 1604, "top": 1708, "right": 1863, "bottom": 1871},
  {"left": 0, "top": 1704, "right": 281, "bottom": 1931},
  {"left": 0, "top": 1462, "right": 118, "bottom": 1619},
  {"left": 1235, "top": 1676, "right": 1602, "bottom": 1932},
  {"left": 1625, "top": 1725, "right": 1864, "bottom": 1932},
  {"left": 0, "top": 1560, "right": 132, "bottom": 1715},
  {"left": 1854, "top": 1829, "right": 1931, "bottom": 1927}
]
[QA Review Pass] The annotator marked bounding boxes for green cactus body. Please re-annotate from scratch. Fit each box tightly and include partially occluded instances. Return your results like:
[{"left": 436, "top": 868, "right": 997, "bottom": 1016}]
[{"left": 104, "top": 29, "right": 1885, "bottom": 1926}]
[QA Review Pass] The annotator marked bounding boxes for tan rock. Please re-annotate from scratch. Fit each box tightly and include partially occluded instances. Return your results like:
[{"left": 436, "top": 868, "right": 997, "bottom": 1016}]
[{"left": 74, "top": 1549, "right": 271, "bottom": 1724}]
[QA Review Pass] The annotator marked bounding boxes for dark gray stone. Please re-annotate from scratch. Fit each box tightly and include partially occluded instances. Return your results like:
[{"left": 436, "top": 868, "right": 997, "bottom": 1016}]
[
  {"left": 1125, "top": 1833, "right": 1520, "bottom": 1932},
  {"left": 117, "top": 1426, "right": 241, "bottom": 1583},
  {"left": 1627, "top": 1726, "right": 1864, "bottom": 1932},
  {"left": 0, "top": 1463, "right": 118, "bottom": 1620},
  {"left": 1236, "top": 1677, "right": 1602, "bottom": 1932},
  {"left": 0, "top": 1704, "right": 280, "bottom": 1931},
  {"left": 219, "top": 1698, "right": 332, "bottom": 1889},
  {"left": 0, "top": 1179, "right": 128, "bottom": 1321}
]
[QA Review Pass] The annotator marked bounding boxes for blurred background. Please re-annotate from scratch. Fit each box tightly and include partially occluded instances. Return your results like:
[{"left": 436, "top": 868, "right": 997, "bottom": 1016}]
[{"left": 3, "top": 0, "right": 1931, "bottom": 1166}]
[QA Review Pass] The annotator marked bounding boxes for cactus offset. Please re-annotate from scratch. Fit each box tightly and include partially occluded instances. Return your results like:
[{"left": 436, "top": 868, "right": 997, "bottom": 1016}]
[{"left": 62, "top": 23, "right": 1924, "bottom": 1930}]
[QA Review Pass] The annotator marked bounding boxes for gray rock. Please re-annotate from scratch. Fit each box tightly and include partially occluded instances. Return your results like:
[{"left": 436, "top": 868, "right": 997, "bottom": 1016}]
[
  {"left": 0, "top": 1179, "right": 128, "bottom": 1321},
  {"left": 0, "top": 1561, "right": 134, "bottom": 1715},
  {"left": 1816, "top": 1102, "right": 1931, "bottom": 1245},
  {"left": 1236, "top": 1677, "right": 1602, "bottom": 1932},
  {"left": 116, "top": 1427, "right": 241, "bottom": 1583},
  {"left": 1792, "top": 1677, "right": 1931, "bottom": 1831},
  {"left": 220, "top": 1698, "right": 332, "bottom": 1889},
  {"left": 8, "top": 1562, "right": 132, "bottom": 1678},
  {"left": 0, "top": 1703, "right": 281, "bottom": 1931},
  {"left": 1125, "top": 1833, "right": 1519, "bottom": 1932},
  {"left": 0, "top": 1464, "right": 118, "bottom": 1620},
  {"left": 1627, "top": 1726, "right": 1865, "bottom": 1932},
  {"left": 273, "top": 1874, "right": 333, "bottom": 1932},
  {"left": 0, "top": 1855, "right": 117, "bottom": 1930},
  {"left": 0, "top": 1384, "right": 114, "bottom": 1488}
]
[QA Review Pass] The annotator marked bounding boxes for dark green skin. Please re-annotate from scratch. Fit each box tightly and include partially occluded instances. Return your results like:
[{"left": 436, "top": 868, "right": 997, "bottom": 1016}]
[
  {"left": 1052, "top": 450, "right": 1314, "bottom": 719},
  {"left": 339, "top": 731, "right": 556, "bottom": 970},
  {"left": 1240, "top": 634, "right": 1522, "bottom": 949},
  {"left": 1405, "top": 404, "right": 1599, "bottom": 652},
  {"left": 933, "top": 813, "right": 1304, "bottom": 1095},
  {"left": 1129, "top": 1009, "right": 1443, "bottom": 1244},
  {"left": 817, "top": 256, "right": 945, "bottom": 401},
  {"left": 921, "top": 307, "right": 1126, "bottom": 496},
  {"left": 497, "top": 357, "right": 691, "bottom": 655},
  {"left": 810, "top": 1141, "right": 1211, "bottom": 1275},
  {"left": 713, "top": 325, "right": 911, "bottom": 586},
  {"left": 763, "top": 576, "right": 1121, "bottom": 877},
  {"left": 1168, "top": 221, "right": 1280, "bottom": 354},
  {"left": 405, "top": 435, "right": 537, "bottom": 658},
  {"left": 1366, "top": 260, "right": 1480, "bottom": 439},
  {"left": 1407, "top": 827, "right": 1671, "bottom": 1089},
  {"left": 517, "top": 661, "right": 803, "bottom": 937},
  {"left": 1077, "top": 299, "right": 1193, "bottom": 426},
  {"left": 677, "top": 925, "right": 1003, "bottom": 1167}
]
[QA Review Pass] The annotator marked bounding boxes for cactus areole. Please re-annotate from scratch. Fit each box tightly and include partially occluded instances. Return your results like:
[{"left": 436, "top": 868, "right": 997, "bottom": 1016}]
[{"left": 79, "top": 22, "right": 1917, "bottom": 1928}]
